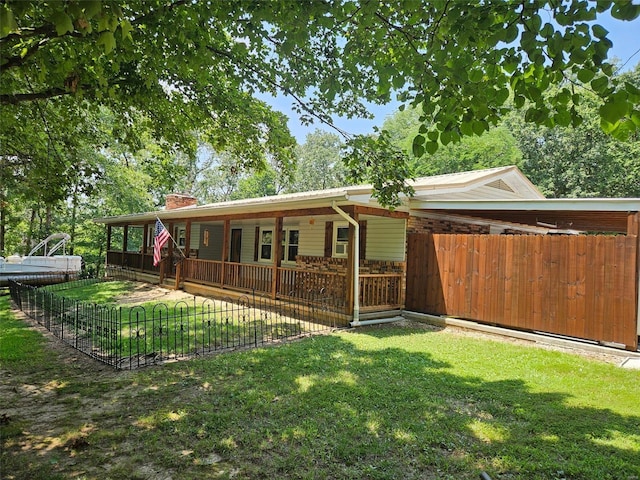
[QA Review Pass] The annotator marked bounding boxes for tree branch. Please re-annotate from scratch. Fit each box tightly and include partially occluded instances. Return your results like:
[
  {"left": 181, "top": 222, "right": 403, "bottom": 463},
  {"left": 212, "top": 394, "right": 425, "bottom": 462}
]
[
  {"left": 1, "top": 30, "right": 86, "bottom": 70},
  {"left": 0, "top": 88, "right": 73, "bottom": 104},
  {"left": 206, "top": 45, "right": 352, "bottom": 139},
  {"left": 0, "top": 24, "right": 57, "bottom": 44}
]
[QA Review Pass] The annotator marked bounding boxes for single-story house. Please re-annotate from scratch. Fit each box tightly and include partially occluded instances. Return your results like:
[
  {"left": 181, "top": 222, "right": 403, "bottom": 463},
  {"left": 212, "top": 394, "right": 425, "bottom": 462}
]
[{"left": 95, "top": 166, "right": 640, "bottom": 350}]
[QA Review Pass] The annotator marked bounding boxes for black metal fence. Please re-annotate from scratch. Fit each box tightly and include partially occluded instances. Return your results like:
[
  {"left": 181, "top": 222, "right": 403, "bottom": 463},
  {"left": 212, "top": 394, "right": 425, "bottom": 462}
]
[{"left": 8, "top": 279, "right": 339, "bottom": 370}]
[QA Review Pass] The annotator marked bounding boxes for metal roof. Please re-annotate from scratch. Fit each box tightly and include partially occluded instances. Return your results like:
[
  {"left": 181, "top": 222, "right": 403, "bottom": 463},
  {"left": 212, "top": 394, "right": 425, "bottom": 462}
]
[{"left": 94, "top": 166, "right": 636, "bottom": 231}]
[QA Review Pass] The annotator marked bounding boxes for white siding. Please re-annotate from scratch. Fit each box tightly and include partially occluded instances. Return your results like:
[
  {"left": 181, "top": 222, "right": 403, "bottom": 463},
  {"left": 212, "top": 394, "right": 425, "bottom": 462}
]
[
  {"left": 239, "top": 225, "right": 255, "bottom": 264},
  {"left": 297, "top": 216, "right": 329, "bottom": 257},
  {"left": 190, "top": 215, "right": 407, "bottom": 263},
  {"left": 364, "top": 216, "right": 406, "bottom": 261},
  {"left": 190, "top": 224, "right": 200, "bottom": 250},
  {"left": 425, "top": 185, "right": 534, "bottom": 200}
]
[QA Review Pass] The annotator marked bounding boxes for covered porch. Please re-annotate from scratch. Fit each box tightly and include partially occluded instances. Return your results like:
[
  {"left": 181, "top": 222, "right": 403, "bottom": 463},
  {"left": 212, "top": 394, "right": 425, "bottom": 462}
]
[{"left": 102, "top": 200, "right": 408, "bottom": 323}]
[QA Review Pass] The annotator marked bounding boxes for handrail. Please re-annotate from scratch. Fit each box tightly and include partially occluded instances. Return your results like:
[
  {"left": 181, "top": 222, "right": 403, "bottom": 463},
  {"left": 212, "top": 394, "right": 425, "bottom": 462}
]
[{"left": 28, "top": 233, "right": 71, "bottom": 257}]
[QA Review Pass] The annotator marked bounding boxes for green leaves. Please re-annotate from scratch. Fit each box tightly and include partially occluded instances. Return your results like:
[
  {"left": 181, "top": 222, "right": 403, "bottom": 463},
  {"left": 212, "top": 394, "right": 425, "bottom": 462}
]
[
  {"left": 610, "top": 1, "right": 640, "bottom": 20},
  {"left": 0, "top": 4, "right": 17, "bottom": 38},
  {"left": 344, "top": 131, "right": 414, "bottom": 207},
  {"left": 468, "top": 69, "right": 484, "bottom": 83},
  {"left": 1, "top": 0, "right": 639, "bottom": 209},
  {"left": 97, "top": 31, "right": 116, "bottom": 54},
  {"left": 591, "top": 24, "right": 609, "bottom": 38},
  {"left": 49, "top": 11, "right": 74, "bottom": 36},
  {"left": 412, "top": 134, "right": 425, "bottom": 157}
]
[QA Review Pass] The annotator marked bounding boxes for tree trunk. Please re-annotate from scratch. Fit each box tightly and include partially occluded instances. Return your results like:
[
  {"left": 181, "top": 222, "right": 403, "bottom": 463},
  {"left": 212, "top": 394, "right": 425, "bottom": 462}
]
[
  {"left": 25, "top": 208, "right": 37, "bottom": 254},
  {"left": 0, "top": 190, "right": 6, "bottom": 255},
  {"left": 45, "top": 205, "right": 52, "bottom": 236},
  {"left": 69, "top": 182, "right": 79, "bottom": 255}
]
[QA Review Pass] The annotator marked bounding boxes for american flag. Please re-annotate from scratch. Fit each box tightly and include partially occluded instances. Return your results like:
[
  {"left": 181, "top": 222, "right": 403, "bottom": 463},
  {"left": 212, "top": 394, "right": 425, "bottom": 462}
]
[{"left": 153, "top": 219, "right": 170, "bottom": 266}]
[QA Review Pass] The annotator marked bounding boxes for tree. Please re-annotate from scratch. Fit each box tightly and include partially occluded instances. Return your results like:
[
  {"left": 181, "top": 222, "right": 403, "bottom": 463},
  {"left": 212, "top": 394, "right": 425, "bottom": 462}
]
[
  {"left": 381, "top": 106, "right": 522, "bottom": 176},
  {"left": 290, "top": 130, "right": 346, "bottom": 192},
  {"left": 504, "top": 77, "right": 640, "bottom": 198},
  {"left": 380, "top": 64, "right": 640, "bottom": 198},
  {"left": 2, "top": 1, "right": 639, "bottom": 206}
]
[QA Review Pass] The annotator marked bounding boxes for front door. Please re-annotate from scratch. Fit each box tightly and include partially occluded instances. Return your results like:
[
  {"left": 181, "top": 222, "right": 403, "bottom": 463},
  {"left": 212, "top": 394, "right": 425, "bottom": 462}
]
[{"left": 230, "top": 228, "right": 242, "bottom": 262}]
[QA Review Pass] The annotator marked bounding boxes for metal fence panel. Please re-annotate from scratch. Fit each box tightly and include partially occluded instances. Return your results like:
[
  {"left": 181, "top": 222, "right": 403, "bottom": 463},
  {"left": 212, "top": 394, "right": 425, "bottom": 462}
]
[{"left": 8, "top": 278, "right": 338, "bottom": 369}]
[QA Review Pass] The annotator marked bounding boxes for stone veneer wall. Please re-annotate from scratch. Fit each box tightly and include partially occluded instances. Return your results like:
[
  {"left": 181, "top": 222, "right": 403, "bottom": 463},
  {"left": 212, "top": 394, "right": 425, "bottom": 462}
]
[
  {"left": 296, "top": 256, "right": 405, "bottom": 274},
  {"left": 407, "top": 215, "right": 490, "bottom": 234},
  {"left": 407, "top": 215, "right": 540, "bottom": 235}
]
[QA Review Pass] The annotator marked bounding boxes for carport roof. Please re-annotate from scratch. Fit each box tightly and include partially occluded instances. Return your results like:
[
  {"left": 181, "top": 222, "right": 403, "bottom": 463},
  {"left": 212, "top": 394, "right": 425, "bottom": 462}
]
[{"left": 411, "top": 198, "right": 640, "bottom": 233}]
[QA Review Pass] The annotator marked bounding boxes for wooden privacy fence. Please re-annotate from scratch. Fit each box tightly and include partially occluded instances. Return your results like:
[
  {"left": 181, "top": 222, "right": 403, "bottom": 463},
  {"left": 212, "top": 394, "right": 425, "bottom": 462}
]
[{"left": 406, "top": 233, "right": 639, "bottom": 350}]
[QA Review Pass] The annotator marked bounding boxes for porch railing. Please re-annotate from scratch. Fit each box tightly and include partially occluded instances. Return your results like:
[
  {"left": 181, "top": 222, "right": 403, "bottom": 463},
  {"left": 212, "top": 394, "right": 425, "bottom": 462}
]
[
  {"left": 224, "top": 262, "right": 272, "bottom": 293},
  {"left": 107, "top": 251, "right": 158, "bottom": 273},
  {"left": 183, "top": 258, "right": 223, "bottom": 285},
  {"left": 278, "top": 267, "right": 347, "bottom": 304},
  {"left": 107, "top": 254, "right": 403, "bottom": 312},
  {"left": 360, "top": 273, "right": 403, "bottom": 310}
]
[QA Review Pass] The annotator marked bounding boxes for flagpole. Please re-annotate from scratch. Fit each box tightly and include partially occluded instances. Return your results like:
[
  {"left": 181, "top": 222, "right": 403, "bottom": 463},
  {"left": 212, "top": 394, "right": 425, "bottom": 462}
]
[{"left": 156, "top": 217, "right": 187, "bottom": 259}]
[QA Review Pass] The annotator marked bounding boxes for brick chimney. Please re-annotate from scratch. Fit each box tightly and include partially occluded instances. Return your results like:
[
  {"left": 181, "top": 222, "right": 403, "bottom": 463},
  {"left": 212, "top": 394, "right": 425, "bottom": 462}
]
[{"left": 165, "top": 194, "right": 197, "bottom": 210}]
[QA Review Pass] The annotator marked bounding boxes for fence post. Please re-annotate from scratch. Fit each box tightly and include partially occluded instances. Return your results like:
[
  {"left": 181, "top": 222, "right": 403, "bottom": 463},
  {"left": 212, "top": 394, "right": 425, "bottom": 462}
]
[
  {"left": 61, "top": 297, "right": 65, "bottom": 339},
  {"left": 119, "top": 306, "right": 124, "bottom": 369},
  {"left": 75, "top": 301, "right": 79, "bottom": 349}
]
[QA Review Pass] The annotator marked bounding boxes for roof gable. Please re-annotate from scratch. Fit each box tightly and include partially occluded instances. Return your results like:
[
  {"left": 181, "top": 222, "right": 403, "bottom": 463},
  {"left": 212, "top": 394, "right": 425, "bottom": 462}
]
[{"left": 408, "top": 166, "right": 545, "bottom": 201}]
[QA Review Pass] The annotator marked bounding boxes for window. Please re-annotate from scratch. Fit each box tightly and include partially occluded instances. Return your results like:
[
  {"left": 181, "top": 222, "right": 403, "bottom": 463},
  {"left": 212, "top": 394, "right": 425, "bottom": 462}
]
[
  {"left": 259, "top": 228, "right": 299, "bottom": 262},
  {"left": 281, "top": 229, "right": 299, "bottom": 263},
  {"left": 259, "top": 229, "right": 273, "bottom": 260},
  {"left": 174, "top": 227, "right": 186, "bottom": 248},
  {"left": 334, "top": 223, "right": 349, "bottom": 257}
]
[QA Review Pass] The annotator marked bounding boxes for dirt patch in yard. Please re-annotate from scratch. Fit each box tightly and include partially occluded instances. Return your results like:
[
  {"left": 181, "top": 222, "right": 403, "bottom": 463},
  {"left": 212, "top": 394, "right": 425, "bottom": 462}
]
[{"left": 115, "top": 282, "right": 197, "bottom": 305}]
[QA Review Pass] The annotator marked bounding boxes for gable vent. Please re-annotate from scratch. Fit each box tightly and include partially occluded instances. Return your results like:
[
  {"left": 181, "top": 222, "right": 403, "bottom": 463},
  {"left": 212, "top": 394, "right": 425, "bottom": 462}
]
[{"left": 486, "top": 179, "right": 514, "bottom": 193}]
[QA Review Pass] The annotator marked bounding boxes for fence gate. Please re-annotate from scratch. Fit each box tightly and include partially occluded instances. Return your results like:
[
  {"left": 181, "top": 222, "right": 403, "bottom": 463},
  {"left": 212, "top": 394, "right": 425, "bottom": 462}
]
[{"left": 406, "top": 233, "right": 639, "bottom": 351}]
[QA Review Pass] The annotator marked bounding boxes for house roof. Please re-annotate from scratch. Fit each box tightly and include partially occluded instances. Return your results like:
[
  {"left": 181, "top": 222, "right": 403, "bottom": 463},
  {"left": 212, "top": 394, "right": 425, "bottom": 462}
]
[
  {"left": 95, "top": 166, "right": 639, "bottom": 233},
  {"left": 95, "top": 166, "right": 544, "bottom": 225}
]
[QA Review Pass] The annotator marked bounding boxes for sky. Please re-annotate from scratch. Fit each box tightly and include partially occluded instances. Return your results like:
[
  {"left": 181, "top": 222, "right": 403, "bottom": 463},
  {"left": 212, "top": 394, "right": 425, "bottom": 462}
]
[{"left": 262, "top": 11, "right": 640, "bottom": 144}]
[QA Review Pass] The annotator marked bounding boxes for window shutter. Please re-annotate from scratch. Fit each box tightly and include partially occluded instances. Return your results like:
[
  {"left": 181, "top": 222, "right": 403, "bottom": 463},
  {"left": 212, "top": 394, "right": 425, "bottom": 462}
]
[
  {"left": 359, "top": 220, "right": 367, "bottom": 260},
  {"left": 254, "top": 226, "right": 260, "bottom": 261},
  {"left": 324, "top": 221, "right": 333, "bottom": 257}
]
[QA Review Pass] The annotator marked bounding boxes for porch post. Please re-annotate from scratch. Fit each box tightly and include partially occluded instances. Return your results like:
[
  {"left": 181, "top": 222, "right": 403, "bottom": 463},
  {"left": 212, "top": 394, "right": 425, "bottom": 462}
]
[
  {"left": 105, "top": 225, "right": 112, "bottom": 271},
  {"left": 221, "top": 219, "right": 230, "bottom": 287},
  {"left": 122, "top": 225, "right": 128, "bottom": 268},
  {"left": 167, "top": 222, "right": 174, "bottom": 265},
  {"left": 185, "top": 220, "right": 192, "bottom": 256},
  {"left": 332, "top": 203, "right": 359, "bottom": 323},
  {"left": 272, "top": 216, "right": 283, "bottom": 299},
  {"left": 106, "top": 225, "right": 112, "bottom": 251},
  {"left": 141, "top": 222, "right": 149, "bottom": 271}
]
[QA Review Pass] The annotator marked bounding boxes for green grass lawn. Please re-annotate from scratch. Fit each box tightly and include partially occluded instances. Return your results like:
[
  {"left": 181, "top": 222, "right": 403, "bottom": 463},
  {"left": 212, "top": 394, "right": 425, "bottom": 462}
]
[
  {"left": 41, "top": 279, "right": 135, "bottom": 304},
  {"left": 1, "top": 291, "right": 639, "bottom": 480}
]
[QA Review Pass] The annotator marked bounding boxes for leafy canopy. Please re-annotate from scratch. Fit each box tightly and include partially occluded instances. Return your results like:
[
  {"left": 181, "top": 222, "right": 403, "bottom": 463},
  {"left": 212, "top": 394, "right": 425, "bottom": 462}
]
[{"left": 2, "top": 0, "right": 639, "bottom": 206}]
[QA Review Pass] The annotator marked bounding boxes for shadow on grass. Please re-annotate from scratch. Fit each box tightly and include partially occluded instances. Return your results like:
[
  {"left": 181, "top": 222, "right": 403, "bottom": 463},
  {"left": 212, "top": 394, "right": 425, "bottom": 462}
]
[
  {"left": 3, "top": 324, "right": 640, "bottom": 480},
  {"left": 129, "top": 334, "right": 640, "bottom": 480}
]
